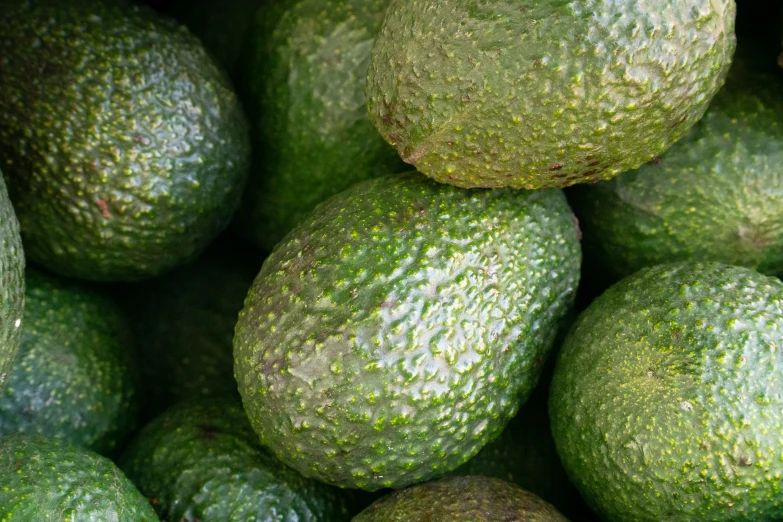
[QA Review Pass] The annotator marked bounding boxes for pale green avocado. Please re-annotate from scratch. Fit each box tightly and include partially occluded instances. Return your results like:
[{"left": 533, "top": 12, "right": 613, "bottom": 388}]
[
  {"left": 234, "top": 172, "right": 581, "bottom": 491},
  {"left": 367, "top": 0, "right": 736, "bottom": 189},
  {"left": 551, "top": 262, "right": 783, "bottom": 521}
]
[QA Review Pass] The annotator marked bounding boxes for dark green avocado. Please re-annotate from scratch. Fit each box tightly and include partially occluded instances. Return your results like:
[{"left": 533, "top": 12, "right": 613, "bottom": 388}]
[
  {"left": 367, "top": 0, "right": 736, "bottom": 189},
  {"left": 234, "top": 172, "right": 581, "bottom": 490},
  {"left": 551, "top": 262, "right": 783, "bottom": 521},
  {"left": 353, "top": 476, "right": 569, "bottom": 522},
  {"left": 569, "top": 48, "right": 783, "bottom": 282},
  {"left": 0, "top": 268, "right": 139, "bottom": 456},
  {"left": 0, "top": 170, "right": 24, "bottom": 396},
  {"left": 236, "top": 0, "right": 406, "bottom": 251},
  {"left": 119, "top": 398, "right": 350, "bottom": 522},
  {"left": 0, "top": 0, "right": 250, "bottom": 282},
  {"left": 121, "top": 237, "right": 261, "bottom": 419},
  {"left": 0, "top": 433, "right": 159, "bottom": 521}
]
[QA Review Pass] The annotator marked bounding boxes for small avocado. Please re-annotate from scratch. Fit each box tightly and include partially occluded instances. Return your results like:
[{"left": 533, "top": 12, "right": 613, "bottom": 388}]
[
  {"left": 367, "top": 0, "right": 736, "bottom": 189},
  {"left": 235, "top": 0, "right": 406, "bottom": 251},
  {"left": 120, "top": 398, "right": 351, "bottom": 522},
  {"left": 0, "top": 268, "right": 139, "bottom": 456},
  {"left": 0, "top": 433, "right": 159, "bottom": 521},
  {"left": 551, "top": 262, "right": 783, "bottom": 521},
  {"left": 0, "top": 170, "right": 24, "bottom": 395},
  {"left": 0, "top": 0, "right": 250, "bottom": 281},
  {"left": 353, "top": 476, "right": 569, "bottom": 522},
  {"left": 569, "top": 47, "right": 783, "bottom": 282},
  {"left": 234, "top": 172, "right": 581, "bottom": 490}
]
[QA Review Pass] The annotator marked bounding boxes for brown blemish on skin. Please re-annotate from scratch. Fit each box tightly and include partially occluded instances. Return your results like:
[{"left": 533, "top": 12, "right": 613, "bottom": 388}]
[{"left": 97, "top": 199, "right": 111, "bottom": 218}]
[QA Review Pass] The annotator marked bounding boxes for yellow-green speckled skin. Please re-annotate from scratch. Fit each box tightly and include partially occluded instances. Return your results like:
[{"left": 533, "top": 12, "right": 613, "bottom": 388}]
[
  {"left": 551, "top": 262, "right": 783, "bottom": 521},
  {"left": 353, "top": 476, "right": 569, "bottom": 521},
  {"left": 0, "top": 268, "right": 139, "bottom": 457},
  {"left": 0, "top": 0, "right": 250, "bottom": 282},
  {"left": 568, "top": 49, "right": 783, "bottom": 281},
  {"left": 0, "top": 171, "right": 24, "bottom": 397},
  {"left": 367, "top": 0, "right": 736, "bottom": 189},
  {"left": 0, "top": 434, "right": 159, "bottom": 521},
  {"left": 236, "top": 0, "right": 406, "bottom": 252},
  {"left": 234, "top": 172, "right": 581, "bottom": 490},
  {"left": 119, "top": 398, "right": 350, "bottom": 522}
]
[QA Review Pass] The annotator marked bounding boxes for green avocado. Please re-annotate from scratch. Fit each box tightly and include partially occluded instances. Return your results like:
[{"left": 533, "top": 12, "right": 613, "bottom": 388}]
[
  {"left": 0, "top": 0, "right": 250, "bottom": 282},
  {"left": 120, "top": 398, "right": 351, "bottom": 522},
  {"left": 234, "top": 172, "right": 581, "bottom": 490},
  {"left": 122, "top": 239, "right": 261, "bottom": 419},
  {"left": 0, "top": 268, "right": 139, "bottom": 456},
  {"left": 550, "top": 262, "right": 783, "bottom": 521},
  {"left": 0, "top": 433, "right": 159, "bottom": 521},
  {"left": 569, "top": 48, "right": 783, "bottom": 282},
  {"left": 353, "top": 476, "right": 569, "bottom": 522},
  {"left": 0, "top": 171, "right": 24, "bottom": 395},
  {"left": 366, "top": 0, "right": 736, "bottom": 189},
  {"left": 236, "top": 0, "right": 406, "bottom": 251}
]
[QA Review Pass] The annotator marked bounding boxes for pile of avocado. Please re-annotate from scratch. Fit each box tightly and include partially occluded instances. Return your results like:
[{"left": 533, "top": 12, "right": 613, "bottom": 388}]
[{"left": 2, "top": 0, "right": 783, "bottom": 520}]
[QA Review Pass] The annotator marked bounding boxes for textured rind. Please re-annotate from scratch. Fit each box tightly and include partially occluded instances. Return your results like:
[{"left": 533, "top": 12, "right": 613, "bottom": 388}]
[
  {"left": 119, "top": 398, "right": 350, "bottom": 522},
  {"left": 237, "top": 0, "right": 406, "bottom": 251},
  {"left": 0, "top": 0, "right": 250, "bottom": 281},
  {"left": 0, "top": 268, "right": 139, "bottom": 456},
  {"left": 234, "top": 172, "right": 581, "bottom": 490},
  {"left": 569, "top": 50, "right": 783, "bottom": 280},
  {"left": 550, "top": 262, "right": 783, "bottom": 522},
  {"left": 367, "top": 0, "right": 736, "bottom": 189},
  {"left": 124, "top": 241, "right": 260, "bottom": 418},
  {"left": 0, "top": 434, "right": 159, "bottom": 521},
  {"left": 0, "top": 171, "right": 24, "bottom": 396},
  {"left": 353, "top": 476, "right": 569, "bottom": 522}
]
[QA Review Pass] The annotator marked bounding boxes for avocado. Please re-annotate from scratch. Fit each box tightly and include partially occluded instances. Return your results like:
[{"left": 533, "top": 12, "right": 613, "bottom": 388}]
[
  {"left": 167, "top": 0, "right": 264, "bottom": 78},
  {"left": 0, "top": 433, "right": 159, "bottom": 521},
  {"left": 234, "top": 172, "right": 581, "bottom": 490},
  {"left": 353, "top": 476, "right": 569, "bottom": 522},
  {"left": 568, "top": 49, "right": 783, "bottom": 283},
  {"left": 366, "top": 0, "right": 736, "bottom": 190},
  {"left": 0, "top": 171, "right": 24, "bottom": 395},
  {"left": 121, "top": 238, "right": 261, "bottom": 419},
  {"left": 0, "top": 0, "right": 250, "bottom": 282},
  {"left": 0, "top": 268, "right": 138, "bottom": 456},
  {"left": 235, "top": 0, "right": 406, "bottom": 251},
  {"left": 120, "top": 398, "right": 351, "bottom": 522},
  {"left": 550, "top": 262, "right": 783, "bottom": 521}
]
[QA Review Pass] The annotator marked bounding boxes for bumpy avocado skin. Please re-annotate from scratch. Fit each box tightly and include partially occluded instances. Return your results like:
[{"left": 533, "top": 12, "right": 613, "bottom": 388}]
[
  {"left": 120, "top": 398, "right": 350, "bottom": 522},
  {"left": 234, "top": 172, "right": 581, "bottom": 490},
  {"left": 569, "top": 50, "right": 783, "bottom": 281},
  {"left": 367, "top": 0, "right": 736, "bottom": 189},
  {"left": 0, "top": 433, "right": 159, "bottom": 521},
  {"left": 237, "top": 0, "right": 406, "bottom": 251},
  {"left": 0, "top": 171, "right": 24, "bottom": 396},
  {"left": 551, "top": 262, "right": 783, "bottom": 521},
  {"left": 0, "top": 268, "right": 139, "bottom": 456},
  {"left": 123, "top": 240, "right": 261, "bottom": 418},
  {"left": 353, "top": 476, "right": 569, "bottom": 522},
  {"left": 0, "top": 0, "right": 250, "bottom": 282}
]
